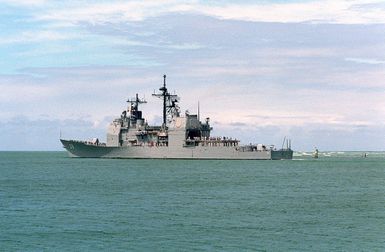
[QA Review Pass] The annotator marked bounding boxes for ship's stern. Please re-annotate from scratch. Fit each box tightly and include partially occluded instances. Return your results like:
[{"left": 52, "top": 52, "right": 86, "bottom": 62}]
[{"left": 271, "top": 149, "right": 293, "bottom": 160}]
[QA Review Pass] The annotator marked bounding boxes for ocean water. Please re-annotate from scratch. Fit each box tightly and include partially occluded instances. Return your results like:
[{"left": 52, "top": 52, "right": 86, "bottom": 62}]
[{"left": 0, "top": 152, "right": 384, "bottom": 251}]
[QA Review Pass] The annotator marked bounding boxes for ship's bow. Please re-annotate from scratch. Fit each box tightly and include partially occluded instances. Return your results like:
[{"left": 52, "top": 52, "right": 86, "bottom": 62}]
[{"left": 60, "top": 139, "right": 112, "bottom": 158}]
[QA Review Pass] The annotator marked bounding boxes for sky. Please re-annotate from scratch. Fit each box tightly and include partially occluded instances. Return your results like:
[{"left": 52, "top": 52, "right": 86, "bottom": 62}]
[{"left": 1, "top": 0, "right": 385, "bottom": 151}]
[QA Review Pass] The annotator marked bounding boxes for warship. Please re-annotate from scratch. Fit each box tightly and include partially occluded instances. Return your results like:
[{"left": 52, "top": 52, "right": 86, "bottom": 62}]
[{"left": 60, "top": 75, "right": 293, "bottom": 160}]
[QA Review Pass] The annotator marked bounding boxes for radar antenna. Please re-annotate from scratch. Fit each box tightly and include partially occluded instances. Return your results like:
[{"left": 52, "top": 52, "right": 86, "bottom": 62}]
[
  {"left": 152, "top": 74, "right": 180, "bottom": 126},
  {"left": 126, "top": 93, "right": 147, "bottom": 119}
]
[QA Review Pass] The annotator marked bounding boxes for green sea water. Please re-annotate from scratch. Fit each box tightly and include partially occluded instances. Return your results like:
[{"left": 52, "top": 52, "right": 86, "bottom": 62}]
[{"left": 0, "top": 151, "right": 384, "bottom": 251}]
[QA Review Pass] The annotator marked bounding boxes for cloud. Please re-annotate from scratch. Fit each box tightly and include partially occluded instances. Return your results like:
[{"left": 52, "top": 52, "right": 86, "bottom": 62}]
[
  {"left": 28, "top": 0, "right": 385, "bottom": 25},
  {"left": 1, "top": 109, "right": 383, "bottom": 151},
  {"left": 37, "top": 0, "right": 191, "bottom": 23},
  {"left": 2, "top": 3, "right": 385, "bottom": 150},
  {"left": 0, "top": 116, "right": 105, "bottom": 151},
  {"left": 0, "top": 0, "right": 46, "bottom": 6},
  {"left": 3, "top": 14, "right": 384, "bottom": 132},
  {"left": 345, "top": 57, "right": 385, "bottom": 65},
  {"left": 196, "top": 0, "right": 385, "bottom": 24},
  {"left": 166, "top": 43, "right": 205, "bottom": 50},
  {"left": 0, "top": 30, "right": 79, "bottom": 45},
  {"left": 213, "top": 121, "right": 385, "bottom": 151}
]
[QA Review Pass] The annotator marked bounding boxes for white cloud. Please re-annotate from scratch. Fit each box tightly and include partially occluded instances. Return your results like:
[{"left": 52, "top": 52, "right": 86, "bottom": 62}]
[
  {"left": 2, "top": 1, "right": 385, "bottom": 150},
  {"left": 37, "top": 0, "right": 193, "bottom": 24},
  {"left": 2, "top": 64, "right": 385, "bottom": 151},
  {"left": 345, "top": 57, "right": 385, "bottom": 64},
  {"left": 167, "top": 43, "right": 204, "bottom": 50},
  {"left": 28, "top": 0, "right": 385, "bottom": 25},
  {"left": 0, "top": 0, "right": 46, "bottom": 6},
  {"left": 0, "top": 82, "right": 57, "bottom": 103},
  {"left": 0, "top": 30, "right": 78, "bottom": 45},
  {"left": 198, "top": 0, "right": 385, "bottom": 24}
]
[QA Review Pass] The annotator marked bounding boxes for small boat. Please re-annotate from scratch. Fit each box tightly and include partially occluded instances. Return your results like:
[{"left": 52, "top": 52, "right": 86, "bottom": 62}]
[{"left": 312, "top": 148, "right": 319, "bottom": 159}]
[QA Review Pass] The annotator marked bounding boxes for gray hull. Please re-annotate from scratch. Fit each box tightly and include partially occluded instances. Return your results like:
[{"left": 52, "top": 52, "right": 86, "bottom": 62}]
[{"left": 60, "top": 139, "right": 293, "bottom": 160}]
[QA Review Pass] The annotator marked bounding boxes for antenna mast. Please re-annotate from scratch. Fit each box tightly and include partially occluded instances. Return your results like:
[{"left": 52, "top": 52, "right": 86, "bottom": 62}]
[
  {"left": 162, "top": 75, "right": 167, "bottom": 125},
  {"left": 152, "top": 74, "right": 180, "bottom": 127},
  {"left": 127, "top": 93, "right": 147, "bottom": 119},
  {"left": 198, "top": 101, "right": 200, "bottom": 121}
]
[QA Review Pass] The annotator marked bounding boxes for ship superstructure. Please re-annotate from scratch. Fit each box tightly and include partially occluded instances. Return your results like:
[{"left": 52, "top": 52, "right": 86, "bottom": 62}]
[{"left": 60, "top": 75, "right": 293, "bottom": 159}]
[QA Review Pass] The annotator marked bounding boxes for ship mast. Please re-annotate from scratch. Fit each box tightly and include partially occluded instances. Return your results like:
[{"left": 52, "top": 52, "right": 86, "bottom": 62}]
[
  {"left": 126, "top": 93, "right": 147, "bottom": 119},
  {"left": 152, "top": 74, "right": 180, "bottom": 127},
  {"left": 161, "top": 75, "right": 167, "bottom": 125}
]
